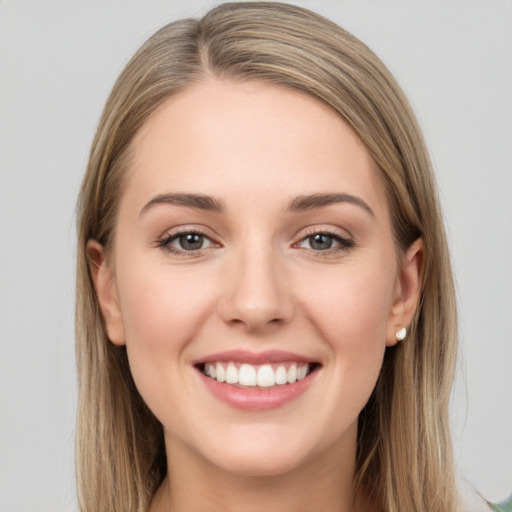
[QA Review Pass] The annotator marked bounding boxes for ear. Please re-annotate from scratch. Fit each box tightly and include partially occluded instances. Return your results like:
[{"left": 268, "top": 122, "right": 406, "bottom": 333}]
[
  {"left": 386, "top": 238, "right": 424, "bottom": 347},
  {"left": 87, "top": 240, "right": 126, "bottom": 346}
]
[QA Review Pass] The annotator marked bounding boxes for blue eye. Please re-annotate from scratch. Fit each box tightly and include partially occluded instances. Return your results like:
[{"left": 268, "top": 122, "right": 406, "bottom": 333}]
[
  {"left": 306, "top": 233, "right": 335, "bottom": 250},
  {"left": 159, "top": 231, "right": 215, "bottom": 254},
  {"left": 299, "top": 232, "right": 353, "bottom": 252},
  {"left": 174, "top": 233, "right": 207, "bottom": 251}
]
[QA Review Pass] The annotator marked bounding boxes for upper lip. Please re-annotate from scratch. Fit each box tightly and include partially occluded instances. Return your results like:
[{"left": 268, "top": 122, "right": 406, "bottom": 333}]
[{"left": 194, "top": 349, "right": 317, "bottom": 366}]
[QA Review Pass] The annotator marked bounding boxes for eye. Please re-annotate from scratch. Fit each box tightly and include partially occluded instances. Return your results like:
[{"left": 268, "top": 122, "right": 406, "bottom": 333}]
[
  {"left": 158, "top": 230, "right": 217, "bottom": 255},
  {"left": 298, "top": 231, "right": 354, "bottom": 252},
  {"left": 173, "top": 233, "right": 210, "bottom": 251}
]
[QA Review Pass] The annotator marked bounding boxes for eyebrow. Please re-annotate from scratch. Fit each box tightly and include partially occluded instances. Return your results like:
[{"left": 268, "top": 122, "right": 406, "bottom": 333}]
[
  {"left": 139, "top": 191, "right": 374, "bottom": 217},
  {"left": 140, "top": 193, "right": 226, "bottom": 216},
  {"left": 287, "top": 193, "right": 374, "bottom": 217}
]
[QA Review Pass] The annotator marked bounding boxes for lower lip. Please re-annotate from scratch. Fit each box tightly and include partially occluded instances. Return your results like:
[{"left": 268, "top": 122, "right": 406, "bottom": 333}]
[{"left": 197, "top": 368, "right": 318, "bottom": 411}]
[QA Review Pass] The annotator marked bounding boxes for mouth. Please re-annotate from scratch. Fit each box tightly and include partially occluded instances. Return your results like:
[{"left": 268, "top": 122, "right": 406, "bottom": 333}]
[
  {"left": 193, "top": 350, "right": 321, "bottom": 410},
  {"left": 196, "top": 361, "right": 320, "bottom": 389}
]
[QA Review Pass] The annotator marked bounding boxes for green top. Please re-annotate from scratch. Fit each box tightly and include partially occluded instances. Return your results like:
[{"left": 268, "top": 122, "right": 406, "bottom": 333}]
[{"left": 491, "top": 495, "right": 512, "bottom": 512}]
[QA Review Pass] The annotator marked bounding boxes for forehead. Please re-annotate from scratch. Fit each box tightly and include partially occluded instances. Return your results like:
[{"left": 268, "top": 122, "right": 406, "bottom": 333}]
[{"left": 124, "top": 79, "right": 388, "bottom": 218}]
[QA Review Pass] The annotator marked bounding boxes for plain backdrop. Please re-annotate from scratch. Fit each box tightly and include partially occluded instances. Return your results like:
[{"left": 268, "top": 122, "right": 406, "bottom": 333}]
[{"left": 0, "top": 1, "right": 511, "bottom": 510}]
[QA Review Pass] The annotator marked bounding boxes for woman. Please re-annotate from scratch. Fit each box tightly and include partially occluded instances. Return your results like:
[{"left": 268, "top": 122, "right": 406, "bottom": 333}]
[{"left": 75, "top": 2, "right": 504, "bottom": 511}]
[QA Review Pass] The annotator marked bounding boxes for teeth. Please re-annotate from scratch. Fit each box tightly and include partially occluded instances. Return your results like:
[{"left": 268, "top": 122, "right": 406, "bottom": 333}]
[
  {"left": 225, "top": 363, "right": 238, "bottom": 384},
  {"left": 287, "top": 364, "right": 297, "bottom": 384},
  {"left": 275, "top": 365, "right": 287, "bottom": 385},
  {"left": 205, "top": 363, "right": 216, "bottom": 379},
  {"left": 257, "top": 365, "right": 275, "bottom": 387},
  {"left": 297, "top": 365, "right": 308, "bottom": 380},
  {"left": 216, "top": 363, "right": 225, "bottom": 383},
  {"left": 202, "top": 361, "right": 312, "bottom": 387},
  {"left": 239, "top": 364, "right": 257, "bottom": 386}
]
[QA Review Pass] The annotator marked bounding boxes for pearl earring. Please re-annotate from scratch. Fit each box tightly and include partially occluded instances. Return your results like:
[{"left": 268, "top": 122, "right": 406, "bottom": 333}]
[{"left": 395, "top": 327, "right": 407, "bottom": 341}]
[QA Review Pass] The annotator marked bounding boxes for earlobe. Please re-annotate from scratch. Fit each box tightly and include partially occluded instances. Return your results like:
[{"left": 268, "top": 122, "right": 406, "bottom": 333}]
[
  {"left": 87, "top": 240, "right": 126, "bottom": 346},
  {"left": 386, "top": 238, "right": 425, "bottom": 346}
]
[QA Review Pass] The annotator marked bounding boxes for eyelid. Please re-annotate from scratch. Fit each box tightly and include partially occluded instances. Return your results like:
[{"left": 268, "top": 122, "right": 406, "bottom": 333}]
[
  {"left": 156, "top": 225, "right": 222, "bottom": 256},
  {"left": 155, "top": 224, "right": 354, "bottom": 257},
  {"left": 296, "top": 224, "right": 353, "bottom": 241},
  {"left": 293, "top": 225, "right": 355, "bottom": 253}
]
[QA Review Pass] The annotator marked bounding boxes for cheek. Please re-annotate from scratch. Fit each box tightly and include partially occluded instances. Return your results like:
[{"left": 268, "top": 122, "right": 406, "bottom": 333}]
[
  {"left": 304, "top": 256, "right": 395, "bottom": 341},
  {"left": 300, "top": 256, "right": 396, "bottom": 395},
  {"left": 113, "top": 255, "right": 219, "bottom": 401},
  {"left": 116, "top": 253, "right": 215, "bottom": 344}
]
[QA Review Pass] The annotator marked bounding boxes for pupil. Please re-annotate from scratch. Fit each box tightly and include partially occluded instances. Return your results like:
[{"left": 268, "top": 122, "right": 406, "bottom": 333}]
[
  {"left": 180, "top": 233, "right": 203, "bottom": 250},
  {"left": 310, "top": 234, "right": 332, "bottom": 250}
]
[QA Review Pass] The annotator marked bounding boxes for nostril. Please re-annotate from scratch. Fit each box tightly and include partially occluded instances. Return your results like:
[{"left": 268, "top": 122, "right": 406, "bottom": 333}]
[
  {"left": 217, "top": 267, "right": 294, "bottom": 330},
  {"left": 224, "top": 312, "right": 288, "bottom": 331}
]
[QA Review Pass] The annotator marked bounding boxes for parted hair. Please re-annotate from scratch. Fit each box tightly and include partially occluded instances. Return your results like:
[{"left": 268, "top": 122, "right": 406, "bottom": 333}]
[{"left": 76, "top": 3, "right": 458, "bottom": 511}]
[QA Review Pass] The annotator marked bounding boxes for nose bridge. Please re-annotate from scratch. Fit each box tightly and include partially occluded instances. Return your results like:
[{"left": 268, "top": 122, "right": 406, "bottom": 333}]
[{"left": 220, "top": 234, "right": 293, "bottom": 330}]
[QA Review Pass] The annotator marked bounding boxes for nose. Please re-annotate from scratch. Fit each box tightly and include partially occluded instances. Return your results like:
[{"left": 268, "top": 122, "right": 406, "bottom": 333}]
[{"left": 218, "top": 244, "right": 294, "bottom": 333}]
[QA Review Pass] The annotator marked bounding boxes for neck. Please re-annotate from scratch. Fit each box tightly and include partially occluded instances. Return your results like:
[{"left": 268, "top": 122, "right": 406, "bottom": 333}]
[{"left": 150, "top": 430, "right": 373, "bottom": 512}]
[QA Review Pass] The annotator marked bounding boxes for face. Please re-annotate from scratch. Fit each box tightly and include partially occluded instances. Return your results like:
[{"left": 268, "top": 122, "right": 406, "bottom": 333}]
[{"left": 90, "top": 79, "right": 422, "bottom": 478}]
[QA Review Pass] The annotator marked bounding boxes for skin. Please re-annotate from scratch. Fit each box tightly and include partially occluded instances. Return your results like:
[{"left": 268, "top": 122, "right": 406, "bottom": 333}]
[{"left": 89, "top": 79, "right": 423, "bottom": 512}]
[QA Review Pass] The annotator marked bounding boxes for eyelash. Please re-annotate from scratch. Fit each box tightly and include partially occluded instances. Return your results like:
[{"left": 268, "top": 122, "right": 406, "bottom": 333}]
[
  {"left": 156, "top": 227, "right": 354, "bottom": 257},
  {"left": 157, "top": 227, "right": 218, "bottom": 257},
  {"left": 295, "top": 228, "right": 354, "bottom": 256}
]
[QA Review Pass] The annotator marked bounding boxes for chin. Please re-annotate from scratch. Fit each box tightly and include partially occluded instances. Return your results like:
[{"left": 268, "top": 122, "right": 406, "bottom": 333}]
[
  {"left": 210, "top": 448, "right": 309, "bottom": 478},
  {"left": 192, "top": 426, "right": 326, "bottom": 478}
]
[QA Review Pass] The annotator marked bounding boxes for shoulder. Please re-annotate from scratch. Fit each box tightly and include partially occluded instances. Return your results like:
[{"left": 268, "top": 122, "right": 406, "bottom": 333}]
[
  {"left": 457, "top": 477, "right": 494, "bottom": 512},
  {"left": 457, "top": 473, "right": 512, "bottom": 512},
  {"left": 459, "top": 485, "right": 512, "bottom": 512},
  {"left": 490, "top": 495, "right": 512, "bottom": 512}
]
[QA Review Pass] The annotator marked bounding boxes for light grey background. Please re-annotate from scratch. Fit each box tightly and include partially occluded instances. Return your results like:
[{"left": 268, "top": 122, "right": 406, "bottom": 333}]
[{"left": 0, "top": 1, "right": 510, "bottom": 510}]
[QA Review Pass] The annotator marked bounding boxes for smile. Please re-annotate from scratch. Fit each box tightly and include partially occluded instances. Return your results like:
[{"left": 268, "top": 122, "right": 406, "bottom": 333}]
[
  {"left": 194, "top": 351, "right": 321, "bottom": 411},
  {"left": 202, "top": 361, "right": 312, "bottom": 388}
]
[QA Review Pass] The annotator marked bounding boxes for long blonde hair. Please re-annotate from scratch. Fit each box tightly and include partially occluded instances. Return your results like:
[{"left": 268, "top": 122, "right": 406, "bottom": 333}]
[{"left": 76, "top": 3, "right": 458, "bottom": 511}]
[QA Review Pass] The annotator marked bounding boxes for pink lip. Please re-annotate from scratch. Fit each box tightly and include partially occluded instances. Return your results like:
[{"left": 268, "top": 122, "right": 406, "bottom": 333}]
[
  {"left": 195, "top": 349, "right": 314, "bottom": 365},
  {"left": 199, "top": 373, "right": 316, "bottom": 411},
  {"left": 194, "top": 352, "right": 319, "bottom": 411}
]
